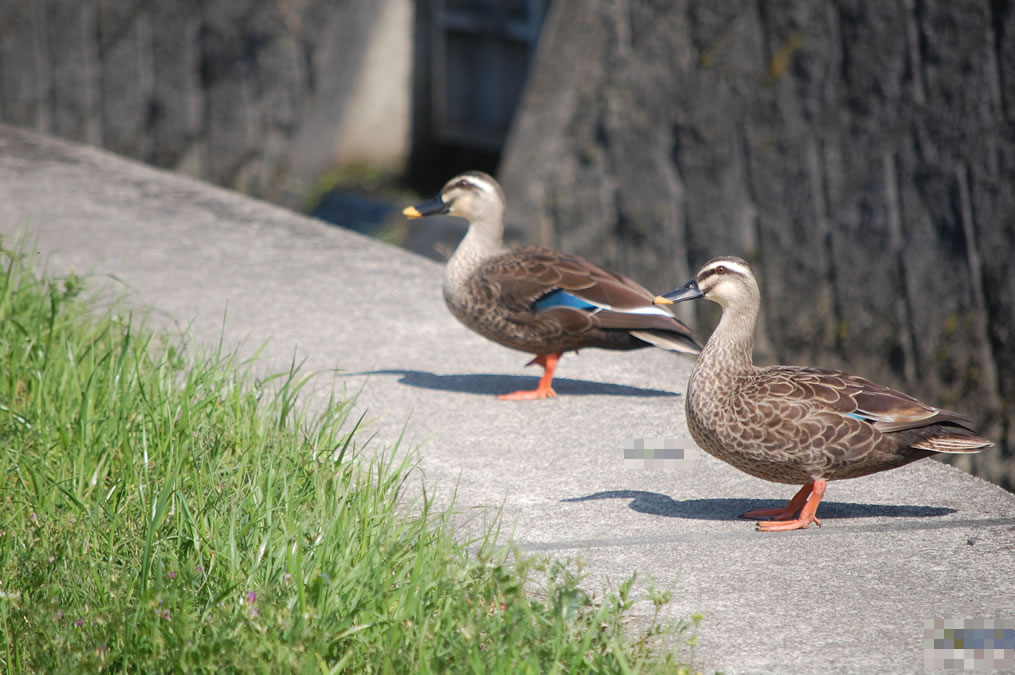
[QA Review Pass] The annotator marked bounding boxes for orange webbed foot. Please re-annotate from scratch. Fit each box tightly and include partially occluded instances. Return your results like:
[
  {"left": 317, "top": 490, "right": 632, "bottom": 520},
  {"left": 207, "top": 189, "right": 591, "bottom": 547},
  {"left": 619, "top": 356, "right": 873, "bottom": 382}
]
[
  {"left": 498, "top": 386, "right": 557, "bottom": 400},
  {"left": 498, "top": 353, "right": 561, "bottom": 401},
  {"left": 756, "top": 515, "right": 822, "bottom": 531},
  {"left": 748, "top": 480, "right": 827, "bottom": 533},
  {"left": 742, "top": 483, "right": 815, "bottom": 521}
]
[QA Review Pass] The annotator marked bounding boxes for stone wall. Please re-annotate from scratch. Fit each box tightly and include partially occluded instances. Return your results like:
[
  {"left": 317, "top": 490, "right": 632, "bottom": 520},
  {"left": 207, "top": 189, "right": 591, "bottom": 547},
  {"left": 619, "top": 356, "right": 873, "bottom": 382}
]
[
  {"left": 0, "top": 0, "right": 411, "bottom": 208},
  {"left": 500, "top": 0, "right": 1014, "bottom": 487}
]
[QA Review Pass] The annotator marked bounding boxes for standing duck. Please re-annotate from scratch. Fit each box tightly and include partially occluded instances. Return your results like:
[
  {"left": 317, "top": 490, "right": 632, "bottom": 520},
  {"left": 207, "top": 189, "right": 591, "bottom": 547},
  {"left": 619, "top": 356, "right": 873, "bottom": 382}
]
[
  {"left": 655, "top": 256, "right": 992, "bottom": 531},
  {"left": 403, "top": 171, "right": 700, "bottom": 400}
]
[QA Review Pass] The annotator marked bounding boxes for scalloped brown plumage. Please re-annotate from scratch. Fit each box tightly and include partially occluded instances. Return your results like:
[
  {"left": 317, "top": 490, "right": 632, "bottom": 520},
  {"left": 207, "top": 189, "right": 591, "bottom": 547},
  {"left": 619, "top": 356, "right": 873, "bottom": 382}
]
[{"left": 656, "top": 256, "right": 993, "bottom": 531}]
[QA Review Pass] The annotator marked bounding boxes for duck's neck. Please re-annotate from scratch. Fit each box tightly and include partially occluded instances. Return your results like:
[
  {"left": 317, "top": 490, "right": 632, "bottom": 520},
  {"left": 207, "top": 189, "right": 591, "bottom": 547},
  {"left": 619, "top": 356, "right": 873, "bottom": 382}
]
[
  {"left": 694, "top": 301, "right": 757, "bottom": 380},
  {"left": 444, "top": 221, "right": 505, "bottom": 294}
]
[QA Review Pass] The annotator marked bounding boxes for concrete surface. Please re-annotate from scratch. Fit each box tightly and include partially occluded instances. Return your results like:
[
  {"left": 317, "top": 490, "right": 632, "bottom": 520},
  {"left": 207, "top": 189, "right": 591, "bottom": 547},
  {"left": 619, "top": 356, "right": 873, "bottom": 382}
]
[{"left": 1, "top": 125, "right": 1013, "bottom": 674}]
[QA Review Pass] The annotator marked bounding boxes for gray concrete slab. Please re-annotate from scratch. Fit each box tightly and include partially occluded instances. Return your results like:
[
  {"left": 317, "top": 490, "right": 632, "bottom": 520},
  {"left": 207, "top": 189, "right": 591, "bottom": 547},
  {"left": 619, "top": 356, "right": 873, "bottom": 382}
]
[{"left": 1, "top": 125, "right": 1013, "bottom": 674}]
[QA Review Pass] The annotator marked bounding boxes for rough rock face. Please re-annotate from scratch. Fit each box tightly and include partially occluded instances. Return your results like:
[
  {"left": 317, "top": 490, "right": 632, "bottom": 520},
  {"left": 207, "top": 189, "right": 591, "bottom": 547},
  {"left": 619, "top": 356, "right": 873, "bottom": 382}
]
[
  {"left": 0, "top": 0, "right": 390, "bottom": 207},
  {"left": 500, "top": 0, "right": 1014, "bottom": 487}
]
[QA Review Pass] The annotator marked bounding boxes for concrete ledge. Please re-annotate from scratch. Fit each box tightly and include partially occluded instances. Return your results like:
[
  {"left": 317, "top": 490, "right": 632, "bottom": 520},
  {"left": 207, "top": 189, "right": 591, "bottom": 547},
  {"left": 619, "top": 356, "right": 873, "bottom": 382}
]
[{"left": 1, "top": 125, "right": 1013, "bottom": 673}]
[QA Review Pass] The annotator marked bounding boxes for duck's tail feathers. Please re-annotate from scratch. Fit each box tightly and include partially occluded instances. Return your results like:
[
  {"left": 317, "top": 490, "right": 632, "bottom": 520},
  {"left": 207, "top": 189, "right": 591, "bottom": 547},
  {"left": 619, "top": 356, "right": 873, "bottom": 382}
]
[
  {"left": 913, "top": 435, "right": 993, "bottom": 453},
  {"left": 630, "top": 330, "right": 702, "bottom": 356}
]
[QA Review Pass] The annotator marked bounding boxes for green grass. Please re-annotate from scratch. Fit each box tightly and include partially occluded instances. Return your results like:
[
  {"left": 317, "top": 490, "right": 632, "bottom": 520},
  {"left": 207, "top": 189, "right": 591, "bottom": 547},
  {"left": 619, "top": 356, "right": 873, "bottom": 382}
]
[{"left": 0, "top": 241, "right": 701, "bottom": 672}]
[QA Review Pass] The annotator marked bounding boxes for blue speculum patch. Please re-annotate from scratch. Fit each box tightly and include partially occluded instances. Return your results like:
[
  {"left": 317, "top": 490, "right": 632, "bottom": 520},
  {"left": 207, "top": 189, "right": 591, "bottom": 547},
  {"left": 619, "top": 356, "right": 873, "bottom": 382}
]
[{"left": 533, "top": 290, "right": 598, "bottom": 313}]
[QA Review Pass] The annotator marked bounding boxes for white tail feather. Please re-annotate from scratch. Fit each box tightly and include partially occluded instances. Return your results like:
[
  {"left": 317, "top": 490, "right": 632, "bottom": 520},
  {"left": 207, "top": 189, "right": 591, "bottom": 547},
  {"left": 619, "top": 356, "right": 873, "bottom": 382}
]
[
  {"left": 630, "top": 330, "right": 701, "bottom": 355},
  {"left": 913, "top": 436, "right": 993, "bottom": 453}
]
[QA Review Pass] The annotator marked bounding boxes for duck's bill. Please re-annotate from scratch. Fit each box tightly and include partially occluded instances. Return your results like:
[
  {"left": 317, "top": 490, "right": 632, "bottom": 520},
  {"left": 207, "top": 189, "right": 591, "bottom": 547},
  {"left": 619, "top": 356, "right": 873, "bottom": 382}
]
[
  {"left": 654, "top": 279, "right": 703, "bottom": 305},
  {"left": 402, "top": 196, "right": 448, "bottom": 219}
]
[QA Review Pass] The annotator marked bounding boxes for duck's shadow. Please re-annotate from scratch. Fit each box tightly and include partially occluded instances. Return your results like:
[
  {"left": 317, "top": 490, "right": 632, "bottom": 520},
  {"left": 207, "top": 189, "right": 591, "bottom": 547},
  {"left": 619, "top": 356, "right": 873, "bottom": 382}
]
[
  {"left": 565, "top": 490, "right": 956, "bottom": 520},
  {"left": 345, "top": 369, "right": 679, "bottom": 398}
]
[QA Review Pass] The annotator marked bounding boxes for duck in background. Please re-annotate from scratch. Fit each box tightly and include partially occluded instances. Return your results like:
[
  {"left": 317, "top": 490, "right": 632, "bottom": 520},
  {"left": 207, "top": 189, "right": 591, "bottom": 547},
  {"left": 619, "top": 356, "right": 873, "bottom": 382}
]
[{"left": 403, "top": 171, "right": 700, "bottom": 400}]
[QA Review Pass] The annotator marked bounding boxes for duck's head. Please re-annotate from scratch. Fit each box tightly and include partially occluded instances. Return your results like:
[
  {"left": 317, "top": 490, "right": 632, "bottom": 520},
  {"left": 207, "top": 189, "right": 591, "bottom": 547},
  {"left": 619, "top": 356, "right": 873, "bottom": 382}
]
[
  {"left": 654, "top": 256, "right": 760, "bottom": 311},
  {"left": 402, "top": 171, "right": 506, "bottom": 238}
]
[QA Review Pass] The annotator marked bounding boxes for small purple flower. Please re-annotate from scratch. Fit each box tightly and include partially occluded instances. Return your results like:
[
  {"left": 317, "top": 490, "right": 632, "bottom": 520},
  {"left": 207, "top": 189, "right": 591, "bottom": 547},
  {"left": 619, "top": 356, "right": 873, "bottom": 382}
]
[
  {"left": 196, "top": 565, "right": 203, "bottom": 574},
  {"left": 246, "top": 590, "right": 257, "bottom": 604},
  {"left": 75, "top": 618, "right": 84, "bottom": 627},
  {"left": 283, "top": 573, "right": 292, "bottom": 583},
  {"left": 30, "top": 512, "right": 37, "bottom": 522},
  {"left": 251, "top": 607, "right": 260, "bottom": 618},
  {"left": 168, "top": 571, "right": 177, "bottom": 580},
  {"left": 162, "top": 610, "right": 171, "bottom": 620}
]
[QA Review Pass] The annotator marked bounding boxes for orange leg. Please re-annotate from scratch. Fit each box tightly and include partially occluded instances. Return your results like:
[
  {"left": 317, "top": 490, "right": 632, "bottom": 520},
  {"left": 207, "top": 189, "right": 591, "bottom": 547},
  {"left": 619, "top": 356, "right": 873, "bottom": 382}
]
[
  {"left": 752, "top": 479, "right": 827, "bottom": 532},
  {"left": 743, "top": 483, "right": 816, "bottom": 521},
  {"left": 498, "top": 353, "right": 561, "bottom": 400}
]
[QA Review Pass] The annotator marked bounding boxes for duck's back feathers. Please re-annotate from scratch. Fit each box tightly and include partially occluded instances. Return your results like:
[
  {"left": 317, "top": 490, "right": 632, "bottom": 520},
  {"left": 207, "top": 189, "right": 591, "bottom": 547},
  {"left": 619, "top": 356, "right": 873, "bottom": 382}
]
[
  {"left": 718, "top": 366, "right": 994, "bottom": 482},
  {"left": 451, "top": 246, "right": 701, "bottom": 356},
  {"left": 485, "top": 247, "right": 653, "bottom": 309},
  {"left": 760, "top": 367, "right": 981, "bottom": 434}
]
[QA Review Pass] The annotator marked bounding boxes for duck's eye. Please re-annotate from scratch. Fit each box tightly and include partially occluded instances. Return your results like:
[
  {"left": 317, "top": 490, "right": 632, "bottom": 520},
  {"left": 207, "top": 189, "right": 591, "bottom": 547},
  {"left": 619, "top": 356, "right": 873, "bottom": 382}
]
[
  {"left": 456, "top": 179, "right": 470, "bottom": 189},
  {"left": 716, "top": 265, "right": 726, "bottom": 274}
]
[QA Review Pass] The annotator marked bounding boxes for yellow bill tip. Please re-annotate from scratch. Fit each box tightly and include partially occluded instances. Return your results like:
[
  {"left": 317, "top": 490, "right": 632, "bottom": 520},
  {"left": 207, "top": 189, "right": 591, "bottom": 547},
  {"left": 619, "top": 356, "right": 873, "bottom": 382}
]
[
  {"left": 653, "top": 295, "right": 673, "bottom": 305},
  {"left": 402, "top": 205, "right": 423, "bottom": 218}
]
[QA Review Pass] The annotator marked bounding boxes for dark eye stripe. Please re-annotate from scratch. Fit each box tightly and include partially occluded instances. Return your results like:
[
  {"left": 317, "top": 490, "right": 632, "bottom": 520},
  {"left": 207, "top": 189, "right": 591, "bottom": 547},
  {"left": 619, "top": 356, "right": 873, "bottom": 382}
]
[
  {"left": 698, "top": 261, "right": 748, "bottom": 283},
  {"left": 458, "top": 179, "right": 482, "bottom": 191},
  {"left": 446, "top": 173, "right": 498, "bottom": 196},
  {"left": 698, "top": 267, "right": 721, "bottom": 283}
]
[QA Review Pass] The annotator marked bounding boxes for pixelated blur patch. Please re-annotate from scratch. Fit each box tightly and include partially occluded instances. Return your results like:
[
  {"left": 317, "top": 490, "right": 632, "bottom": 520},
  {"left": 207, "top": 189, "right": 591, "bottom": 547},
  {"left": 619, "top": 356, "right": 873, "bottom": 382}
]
[
  {"left": 623, "top": 437, "right": 694, "bottom": 470},
  {"left": 924, "top": 618, "right": 1015, "bottom": 671}
]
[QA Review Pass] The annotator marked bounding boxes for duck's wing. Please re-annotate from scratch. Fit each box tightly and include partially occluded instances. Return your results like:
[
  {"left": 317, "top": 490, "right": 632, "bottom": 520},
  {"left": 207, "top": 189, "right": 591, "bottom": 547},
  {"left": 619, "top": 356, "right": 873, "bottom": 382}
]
[
  {"left": 749, "top": 367, "right": 991, "bottom": 454},
  {"left": 478, "top": 247, "right": 701, "bottom": 352},
  {"left": 773, "top": 367, "right": 971, "bottom": 430}
]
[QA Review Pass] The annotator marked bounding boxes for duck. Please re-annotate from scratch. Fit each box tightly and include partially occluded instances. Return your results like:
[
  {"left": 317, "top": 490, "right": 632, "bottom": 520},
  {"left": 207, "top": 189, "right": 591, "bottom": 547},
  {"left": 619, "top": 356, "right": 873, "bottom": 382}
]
[
  {"left": 654, "top": 256, "right": 993, "bottom": 531},
  {"left": 402, "top": 171, "right": 701, "bottom": 400}
]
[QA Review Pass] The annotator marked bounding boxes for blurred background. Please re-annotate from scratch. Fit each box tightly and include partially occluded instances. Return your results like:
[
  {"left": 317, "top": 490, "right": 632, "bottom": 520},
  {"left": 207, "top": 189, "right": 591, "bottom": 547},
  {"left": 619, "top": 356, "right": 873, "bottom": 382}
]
[{"left": 0, "top": 0, "right": 1011, "bottom": 489}]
